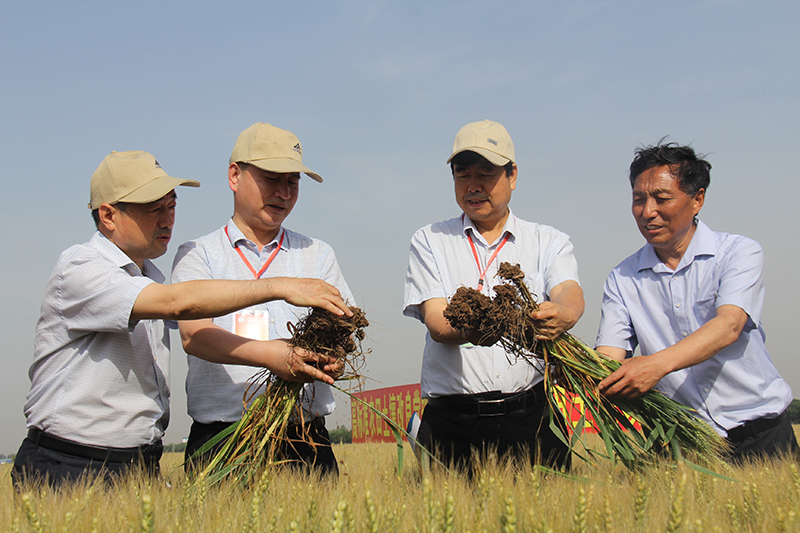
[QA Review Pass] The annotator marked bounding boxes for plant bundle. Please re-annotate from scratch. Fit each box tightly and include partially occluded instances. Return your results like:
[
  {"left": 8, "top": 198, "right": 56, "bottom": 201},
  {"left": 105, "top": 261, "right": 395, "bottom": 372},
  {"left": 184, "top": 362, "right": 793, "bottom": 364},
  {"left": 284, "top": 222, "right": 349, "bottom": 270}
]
[
  {"left": 443, "top": 262, "right": 728, "bottom": 469},
  {"left": 195, "top": 306, "right": 369, "bottom": 485}
]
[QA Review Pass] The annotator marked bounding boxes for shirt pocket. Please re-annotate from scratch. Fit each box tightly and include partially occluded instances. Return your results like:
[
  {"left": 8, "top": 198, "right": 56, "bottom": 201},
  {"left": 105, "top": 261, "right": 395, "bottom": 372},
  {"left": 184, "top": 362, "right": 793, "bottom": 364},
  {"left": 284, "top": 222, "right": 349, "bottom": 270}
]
[{"left": 692, "top": 285, "right": 718, "bottom": 324}]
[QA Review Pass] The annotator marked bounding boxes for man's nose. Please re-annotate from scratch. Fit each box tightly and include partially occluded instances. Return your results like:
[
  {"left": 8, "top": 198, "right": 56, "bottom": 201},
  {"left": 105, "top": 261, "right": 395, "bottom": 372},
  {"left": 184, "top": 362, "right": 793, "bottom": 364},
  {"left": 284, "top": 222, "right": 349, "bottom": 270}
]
[
  {"left": 275, "top": 179, "right": 292, "bottom": 199},
  {"left": 466, "top": 170, "right": 483, "bottom": 191},
  {"left": 160, "top": 208, "right": 175, "bottom": 228},
  {"left": 642, "top": 197, "right": 657, "bottom": 218}
]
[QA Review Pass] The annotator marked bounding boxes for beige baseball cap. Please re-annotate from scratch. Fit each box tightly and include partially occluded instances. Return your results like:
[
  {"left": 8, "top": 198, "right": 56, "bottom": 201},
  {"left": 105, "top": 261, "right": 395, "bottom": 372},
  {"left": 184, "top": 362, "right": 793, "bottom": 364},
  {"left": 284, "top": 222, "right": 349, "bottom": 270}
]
[
  {"left": 447, "top": 119, "right": 516, "bottom": 166},
  {"left": 230, "top": 122, "right": 323, "bottom": 182},
  {"left": 89, "top": 150, "right": 200, "bottom": 210}
]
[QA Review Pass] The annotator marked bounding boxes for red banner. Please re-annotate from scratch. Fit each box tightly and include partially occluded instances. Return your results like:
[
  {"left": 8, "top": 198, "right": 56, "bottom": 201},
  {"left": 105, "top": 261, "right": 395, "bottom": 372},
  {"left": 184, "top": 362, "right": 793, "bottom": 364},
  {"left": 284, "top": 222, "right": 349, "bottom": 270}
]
[
  {"left": 350, "top": 383, "right": 641, "bottom": 443},
  {"left": 351, "top": 384, "right": 427, "bottom": 443}
]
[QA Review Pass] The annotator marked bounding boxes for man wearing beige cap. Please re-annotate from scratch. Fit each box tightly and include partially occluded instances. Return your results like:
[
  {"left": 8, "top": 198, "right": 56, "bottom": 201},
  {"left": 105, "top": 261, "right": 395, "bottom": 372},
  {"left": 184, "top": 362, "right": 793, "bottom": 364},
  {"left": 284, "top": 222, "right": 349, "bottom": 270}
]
[
  {"left": 13, "top": 150, "right": 350, "bottom": 487},
  {"left": 172, "top": 123, "right": 353, "bottom": 475},
  {"left": 403, "top": 120, "right": 584, "bottom": 471}
]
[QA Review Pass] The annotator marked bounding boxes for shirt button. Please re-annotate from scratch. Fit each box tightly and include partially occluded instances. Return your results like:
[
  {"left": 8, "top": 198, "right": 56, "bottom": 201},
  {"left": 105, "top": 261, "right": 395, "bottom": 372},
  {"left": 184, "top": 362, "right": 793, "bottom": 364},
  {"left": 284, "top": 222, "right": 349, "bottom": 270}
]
[
  {"left": 496, "top": 373, "right": 501, "bottom": 378},
  {"left": 704, "top": 388, "right": 710, "bottom": 393},
  {"left": 682, "top": 332, "right": 688, "bottom": 337},
  {"left": 675, "top": 303, "right": 681, "bottom": 308}
]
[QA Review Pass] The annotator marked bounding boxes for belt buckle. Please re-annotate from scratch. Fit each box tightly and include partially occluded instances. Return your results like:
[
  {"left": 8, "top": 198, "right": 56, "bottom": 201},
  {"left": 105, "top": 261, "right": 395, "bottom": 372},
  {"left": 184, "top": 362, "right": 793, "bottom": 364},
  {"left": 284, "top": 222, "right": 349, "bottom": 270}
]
[{"left": 477, "top": 398, "right": 506, "bottom": 417}]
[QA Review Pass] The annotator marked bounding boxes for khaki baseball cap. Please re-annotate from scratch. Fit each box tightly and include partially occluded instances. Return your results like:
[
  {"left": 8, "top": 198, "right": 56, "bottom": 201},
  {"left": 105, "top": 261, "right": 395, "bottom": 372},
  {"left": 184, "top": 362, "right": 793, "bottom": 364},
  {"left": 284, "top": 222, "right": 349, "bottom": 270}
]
[
  {"left": 230, "top": 122, "right": 323, "bottom": 183},
  {"left": 447, "top": 119, "right": 516, "bottom": 167},
  {"left": 89, "top": 150, "right": 200, "bottom": 210}
]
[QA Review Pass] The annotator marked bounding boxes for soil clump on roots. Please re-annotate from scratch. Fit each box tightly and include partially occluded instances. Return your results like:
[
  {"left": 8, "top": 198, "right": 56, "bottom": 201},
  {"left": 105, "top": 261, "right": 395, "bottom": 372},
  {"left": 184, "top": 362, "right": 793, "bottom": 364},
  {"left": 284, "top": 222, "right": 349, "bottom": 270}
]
[
  {"left": 289, "top": 306, "right": 369, "bottom": 376},
  {"left": 444, "top": 263, "right": 541, "bottom": 359}
]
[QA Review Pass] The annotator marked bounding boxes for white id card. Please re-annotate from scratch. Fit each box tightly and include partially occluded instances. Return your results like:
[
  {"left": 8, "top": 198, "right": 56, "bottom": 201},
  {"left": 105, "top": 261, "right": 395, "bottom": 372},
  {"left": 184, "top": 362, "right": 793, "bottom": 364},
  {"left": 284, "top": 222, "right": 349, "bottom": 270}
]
[{"left": 232, "top": 310, "right": 270, "bottom": 341}]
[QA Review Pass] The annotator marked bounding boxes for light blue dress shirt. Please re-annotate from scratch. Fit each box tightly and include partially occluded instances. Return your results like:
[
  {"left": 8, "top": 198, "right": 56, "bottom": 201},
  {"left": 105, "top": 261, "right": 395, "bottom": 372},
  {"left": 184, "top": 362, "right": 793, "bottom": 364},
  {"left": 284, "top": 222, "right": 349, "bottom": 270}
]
[
  {"left": 403, "top": 211, "right": 581, "bottom": 398},
  {"left": 172, "top": 220, "right": 354, "bottom": 423},
  {"left": 596, "top": 220, "right": 793, "bottom": 436}
]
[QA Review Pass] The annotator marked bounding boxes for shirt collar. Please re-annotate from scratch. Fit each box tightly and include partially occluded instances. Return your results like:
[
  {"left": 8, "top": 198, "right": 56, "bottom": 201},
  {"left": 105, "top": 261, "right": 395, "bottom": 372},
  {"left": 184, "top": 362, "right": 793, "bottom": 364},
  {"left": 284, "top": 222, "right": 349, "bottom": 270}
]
[
  {"left": 461, "top": 209, "right": 518, "bottom": 247},
  {"left": 90, "top": 231, "right": 164, "bottom": 281},
  {"left": 225, "top": 218, "right": 286, "bottom": 251},
  {"left": 637, "top": 219, "right": 716, "bottom": 273}
]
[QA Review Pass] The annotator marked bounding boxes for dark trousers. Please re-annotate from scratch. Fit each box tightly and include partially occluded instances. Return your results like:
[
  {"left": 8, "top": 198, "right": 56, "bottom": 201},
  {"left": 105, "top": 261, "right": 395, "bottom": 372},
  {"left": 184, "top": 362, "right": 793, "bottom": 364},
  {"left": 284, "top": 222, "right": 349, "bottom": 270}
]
[
  {"left": 418, "top": 386, "right": 571, "bottom": 473},
  {"left": 185, "top": 417, "right": 339, "bottom": 476},
  {"left": 12, "top": 432, "right": 162, "bottom": 489},
  {"left": 725, "top": 410, "right": 799, "bottom": 462}
]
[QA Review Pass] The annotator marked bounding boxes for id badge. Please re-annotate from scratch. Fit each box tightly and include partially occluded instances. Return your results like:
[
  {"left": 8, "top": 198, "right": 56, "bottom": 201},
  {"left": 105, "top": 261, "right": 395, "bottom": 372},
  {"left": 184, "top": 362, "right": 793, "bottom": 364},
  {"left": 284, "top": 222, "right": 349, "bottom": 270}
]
[{"left": 232, "top": 310, "right": 270, "bottom": 341}]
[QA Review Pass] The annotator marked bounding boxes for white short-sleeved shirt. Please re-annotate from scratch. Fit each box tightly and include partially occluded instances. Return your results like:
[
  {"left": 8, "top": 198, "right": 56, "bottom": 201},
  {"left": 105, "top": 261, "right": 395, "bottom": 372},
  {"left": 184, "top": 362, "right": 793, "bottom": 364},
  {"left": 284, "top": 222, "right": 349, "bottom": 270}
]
[
  {"left": 171, "top": 220, "right": 354, "bottom": 423},
  {"left": 24, "top": 231, "right": 171, "bottom": 448},
  {"left": 596, "top": 221, "right": 793, "bottom": 435},
  {"left": 403, "top": 211, "right": 581, "bottom": 398}
]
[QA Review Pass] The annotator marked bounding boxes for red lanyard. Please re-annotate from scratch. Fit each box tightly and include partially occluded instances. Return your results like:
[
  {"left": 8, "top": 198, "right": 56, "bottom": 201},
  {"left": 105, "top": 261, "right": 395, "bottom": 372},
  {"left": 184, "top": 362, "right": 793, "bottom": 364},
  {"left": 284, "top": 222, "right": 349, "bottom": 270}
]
[
  {"left": 224, "top": 226, "right": 285, "bottom": 279},
  {"left": 466, "top": 227, "right": 510, "bottom": 290}
]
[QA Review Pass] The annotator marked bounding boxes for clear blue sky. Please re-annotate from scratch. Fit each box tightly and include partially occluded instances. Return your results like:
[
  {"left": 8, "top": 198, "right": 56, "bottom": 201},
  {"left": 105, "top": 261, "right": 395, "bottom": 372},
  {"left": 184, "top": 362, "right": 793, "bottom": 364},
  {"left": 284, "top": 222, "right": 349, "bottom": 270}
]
[{"left": 1, "top": 1, "right": 798, "bottom": 453}]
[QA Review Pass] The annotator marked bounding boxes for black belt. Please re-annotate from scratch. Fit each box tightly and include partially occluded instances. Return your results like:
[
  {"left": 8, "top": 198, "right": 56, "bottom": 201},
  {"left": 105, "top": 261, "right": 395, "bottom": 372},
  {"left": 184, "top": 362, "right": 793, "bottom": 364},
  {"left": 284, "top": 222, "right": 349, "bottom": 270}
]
[
  {"left": 426, "top": 383, "right": 544, "bottom": 417},
  {"left": 196, "top": 416, "right": 324, "bottom": 432},
  {"left": 726, "top": 411, "right": 788, "bottom": 443},
  {"left": 27, "top": 428, "right": 163, "bottom": 463}
]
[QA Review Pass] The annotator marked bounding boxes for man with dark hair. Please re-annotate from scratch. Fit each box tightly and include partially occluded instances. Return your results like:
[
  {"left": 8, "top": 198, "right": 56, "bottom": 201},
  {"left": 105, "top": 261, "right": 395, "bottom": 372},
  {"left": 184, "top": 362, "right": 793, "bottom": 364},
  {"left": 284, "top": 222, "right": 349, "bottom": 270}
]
[
  {"left": 172, "top": 123, "right": 354, "bottom": 476},
  {"left": 403, "top": 120, "right": 584, "bottom": 470},
  {"left": 13, "top": 150, "right": 350, "bottom": 487},
  {"left": 597, "top": 141, "right": 798, "bottom": 461}
]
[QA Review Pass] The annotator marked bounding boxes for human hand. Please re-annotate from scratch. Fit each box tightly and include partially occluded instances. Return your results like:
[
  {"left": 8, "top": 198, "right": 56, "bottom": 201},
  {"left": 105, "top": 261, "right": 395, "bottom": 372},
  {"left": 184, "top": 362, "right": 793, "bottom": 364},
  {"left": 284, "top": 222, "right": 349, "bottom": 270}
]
[
  {"left": 598, "top": 356, "right": 667, "bottom": 399},
  {"left": 270, "top": 341, "right": 341, "bottom": 385},
  {"left": 530, "top": 301, "right": 577, "bottom": 340},
  {"left": 273, "top": 278, "right": 353, "bottom": 317}
]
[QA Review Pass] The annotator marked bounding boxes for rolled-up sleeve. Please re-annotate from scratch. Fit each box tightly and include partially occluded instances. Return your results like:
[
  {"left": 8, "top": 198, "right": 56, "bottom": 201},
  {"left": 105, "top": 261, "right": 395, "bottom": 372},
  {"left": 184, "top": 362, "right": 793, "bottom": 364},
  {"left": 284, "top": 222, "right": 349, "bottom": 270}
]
[
  {"left": 714, "top": 238, "right": 764, "bottom": 325},
  {"left": 403, "top": 227, "right": 446, "bottom": 323},
  {"left": 596, "top": 270, "right": 637, "bottom": 352},
  {"left": 57, "top": 253, "right": 153, "bottom": 334}
]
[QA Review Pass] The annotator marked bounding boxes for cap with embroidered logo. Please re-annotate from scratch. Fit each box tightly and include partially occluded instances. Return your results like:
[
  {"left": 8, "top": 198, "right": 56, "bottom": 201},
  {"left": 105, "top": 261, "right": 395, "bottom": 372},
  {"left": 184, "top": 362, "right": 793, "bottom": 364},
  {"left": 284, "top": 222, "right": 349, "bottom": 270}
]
[
  {"left": 89, "top": 150, "right": 200, "bottom": 210},
  {"left": 230, "top": 122, "right": 322, "bottom": 182},
  {"left": 447, "top": 119, "right": 515, "bottom": 167}
]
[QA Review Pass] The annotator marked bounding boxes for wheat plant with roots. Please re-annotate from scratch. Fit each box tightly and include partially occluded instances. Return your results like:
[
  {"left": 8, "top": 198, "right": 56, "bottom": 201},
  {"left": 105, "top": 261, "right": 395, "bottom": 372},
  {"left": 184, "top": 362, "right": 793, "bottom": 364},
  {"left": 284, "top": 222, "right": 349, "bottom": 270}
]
[
  {"left": 444, "top": 262, "right": 728, "bottom": 471},
  {"left": 194, "top": 306, "right": 369, "bottom": 486}
]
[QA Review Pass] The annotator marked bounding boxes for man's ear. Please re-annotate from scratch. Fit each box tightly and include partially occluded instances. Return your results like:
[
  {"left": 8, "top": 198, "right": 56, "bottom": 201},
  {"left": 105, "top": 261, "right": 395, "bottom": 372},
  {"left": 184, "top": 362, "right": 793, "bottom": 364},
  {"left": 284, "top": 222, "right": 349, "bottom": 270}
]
[
  {"left": 229, "top": 162, "right": 242, "bottom": 193},
  {"left": 507, "top": 163, "right": 518, "bottom": 191},
  {"left": 693, "top": 188, "right": 705, "bottom": 217},
  {"left": 97, "top": 203, "right": 117, "bottom": 233}
]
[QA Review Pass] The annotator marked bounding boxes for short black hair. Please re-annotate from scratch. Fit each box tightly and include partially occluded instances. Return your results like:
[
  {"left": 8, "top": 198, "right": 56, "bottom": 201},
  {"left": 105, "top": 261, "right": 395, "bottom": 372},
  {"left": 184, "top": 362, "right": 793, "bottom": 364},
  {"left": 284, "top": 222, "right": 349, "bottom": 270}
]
[
  {"left": 629, "top": 140, "right": 711, "bottom": 195},
  {"left": 450, "top": 151, "right": 514, "bottom": 177}
]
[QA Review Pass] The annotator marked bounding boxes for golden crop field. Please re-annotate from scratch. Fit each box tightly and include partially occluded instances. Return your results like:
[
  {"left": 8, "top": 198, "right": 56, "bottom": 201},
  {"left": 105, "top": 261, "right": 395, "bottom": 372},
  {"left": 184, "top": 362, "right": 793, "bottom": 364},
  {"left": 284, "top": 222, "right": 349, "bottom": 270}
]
[{"left": 2, "top": 430, "right": 799, "bottom": 533}]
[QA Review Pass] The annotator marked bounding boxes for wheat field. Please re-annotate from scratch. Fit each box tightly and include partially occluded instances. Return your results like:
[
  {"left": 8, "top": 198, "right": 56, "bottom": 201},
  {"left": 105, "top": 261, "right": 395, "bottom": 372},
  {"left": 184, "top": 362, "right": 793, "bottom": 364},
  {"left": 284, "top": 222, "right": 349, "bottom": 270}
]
[{"left": 2, "top": 429, "right": 799, "bottom": 532}]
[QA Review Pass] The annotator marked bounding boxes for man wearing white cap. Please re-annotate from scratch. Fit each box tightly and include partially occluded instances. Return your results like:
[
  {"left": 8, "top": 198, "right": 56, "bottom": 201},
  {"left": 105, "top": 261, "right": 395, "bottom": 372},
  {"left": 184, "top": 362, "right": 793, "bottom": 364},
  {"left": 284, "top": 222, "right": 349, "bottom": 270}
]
[
  {"left": 403, "top": 120, "right": 584, "bottom": 470},
  {"left": 13, "top": 150, "right": 350, "bottom": 487},
  {"left": 172, "top": 123, "right": 353, "bottom": 475}
]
